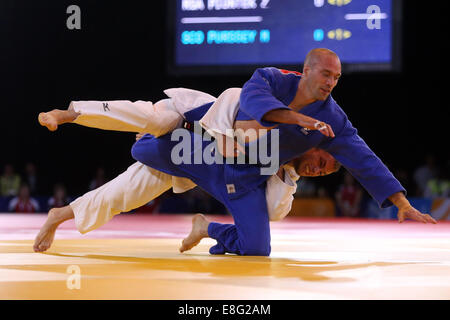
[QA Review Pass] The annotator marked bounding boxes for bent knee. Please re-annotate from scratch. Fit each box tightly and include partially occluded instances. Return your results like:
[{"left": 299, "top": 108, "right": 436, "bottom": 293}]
[
  {"left": 240, "top": 246, "right": 271, "bottom": 256},
  {"left": 239, "top": 239, "right": 271, "bottom": 256}
]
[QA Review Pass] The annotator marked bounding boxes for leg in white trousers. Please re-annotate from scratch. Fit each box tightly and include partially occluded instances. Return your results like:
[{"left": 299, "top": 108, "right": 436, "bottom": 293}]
[
  {"left": 68, "top": 98, "right": 195, "bottom": 234},
  {"left": 71, "top": 98, "right": 183, "bottom": 137},
  {"left": 71, "top": 162, "right": 174, "bottom": 234}
]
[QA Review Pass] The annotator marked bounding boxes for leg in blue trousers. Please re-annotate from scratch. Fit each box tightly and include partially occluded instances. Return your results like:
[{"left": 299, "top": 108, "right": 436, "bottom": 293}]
[{"left": 131, "top": 133, "right": 272, "bottom": 256}]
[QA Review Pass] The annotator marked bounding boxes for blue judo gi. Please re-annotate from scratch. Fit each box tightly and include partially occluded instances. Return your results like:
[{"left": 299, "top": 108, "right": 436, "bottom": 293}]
[{"left": 131, "top": 67, "right": 405, "bottom": 256}]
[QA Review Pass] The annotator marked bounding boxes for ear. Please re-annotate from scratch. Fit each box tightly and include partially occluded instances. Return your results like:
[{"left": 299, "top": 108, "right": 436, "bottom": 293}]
[{"left": 302, "top": 65, "right": 310, "bottom": 78}]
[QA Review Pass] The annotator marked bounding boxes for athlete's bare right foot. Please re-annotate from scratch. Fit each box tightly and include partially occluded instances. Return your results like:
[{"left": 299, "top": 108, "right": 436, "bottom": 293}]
[
  {"left": 38, "top": 109, "right": 79, "bottom": 132},
  {"left": 38, "top": 111, "right": 59, "bottom": 131},
  {"left": 179, "top": 214, "right": 210, "bottom": 253}
]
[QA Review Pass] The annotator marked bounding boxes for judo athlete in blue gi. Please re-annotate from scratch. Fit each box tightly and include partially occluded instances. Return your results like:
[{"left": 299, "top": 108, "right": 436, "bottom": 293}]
[{"left": 132, "top": 48, "right": 437, "bottom": 256}]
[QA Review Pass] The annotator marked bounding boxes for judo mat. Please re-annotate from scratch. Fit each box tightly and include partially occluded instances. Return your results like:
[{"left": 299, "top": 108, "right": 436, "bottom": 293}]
[{"left": 1, "top": 213, "right": 449, "bottom": 300}]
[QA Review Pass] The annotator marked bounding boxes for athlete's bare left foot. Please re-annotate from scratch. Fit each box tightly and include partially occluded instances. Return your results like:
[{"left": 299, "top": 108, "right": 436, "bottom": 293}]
[
  {"left": 33, "top": 206, "right": 74, "bottom": 252},
  {"left": 179, "top": 214, "right": 210, "bottom": 253}
]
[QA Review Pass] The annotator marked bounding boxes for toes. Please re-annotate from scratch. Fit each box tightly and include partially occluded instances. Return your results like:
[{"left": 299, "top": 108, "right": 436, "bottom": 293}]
[
  {"left": 33, "top": 234, "right": 51, "bottom": 252},
  {"left": 180, "top": 240, "right": 190, "bottom": 252},
  {"left": 38, "top": 243, "right": 48, "bottom": 252},
  {"left": 38, "top": 113, "right": 57, "bottom": 131},
  {"left": 33, "top": 237, "right": 42, "bottom": 252},
  {"left": 179, "top": 238, "right": 199, "bottom": 253}
]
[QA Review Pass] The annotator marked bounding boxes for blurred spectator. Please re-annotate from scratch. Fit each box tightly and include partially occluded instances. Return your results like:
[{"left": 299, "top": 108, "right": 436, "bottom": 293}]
[
  {"left": 89, "top": 167, "right": 106, "bottom": 190},
  {"left": 48, "top": 183, "right": 70, "bottom": 209},
  {"left": 335, "top": 171, "right": 363, "bottom": 217},
  {"left": 24, "top": 162, "right": 39, "bottom": 195},
  {"left": 8, "top": 183, "right": 40, "bottom": 213},
  {"left": 0, "top": 164, "right": 21, "bottom": 196},
  {"left": 413, "top": 154, "right": 438, "bottom": 196},
  {"left": 424, "top": 165, "right": 449, "bottom": 199}
]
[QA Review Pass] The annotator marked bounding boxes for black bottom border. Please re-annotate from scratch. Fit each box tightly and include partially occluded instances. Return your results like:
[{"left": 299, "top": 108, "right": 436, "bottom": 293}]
[{"left": 2, "top": 300, "right": 449, "bottom": 318}]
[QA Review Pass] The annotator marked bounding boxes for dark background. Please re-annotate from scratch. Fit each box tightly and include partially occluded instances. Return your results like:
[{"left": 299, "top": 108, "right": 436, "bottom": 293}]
[{"left": 0, "top": 1, "right": 447, "bottom": 199}]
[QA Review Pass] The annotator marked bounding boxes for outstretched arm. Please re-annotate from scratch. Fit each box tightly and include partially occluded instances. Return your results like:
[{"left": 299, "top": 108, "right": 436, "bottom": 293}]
[
  {"left": 389, "top": 192, "right": 437, "bottom": 224},
  {"left": 320, "top": 111, "right": 437, "bottom": 224}
]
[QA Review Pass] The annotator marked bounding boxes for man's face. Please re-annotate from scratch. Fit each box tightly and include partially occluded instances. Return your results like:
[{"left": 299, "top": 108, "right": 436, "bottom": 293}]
[
  {"left": 296, "top": 148, "right": 338, "bottom": 177},
  {"left": 304, "top": 54, "right": 341, "bottom": 100}
]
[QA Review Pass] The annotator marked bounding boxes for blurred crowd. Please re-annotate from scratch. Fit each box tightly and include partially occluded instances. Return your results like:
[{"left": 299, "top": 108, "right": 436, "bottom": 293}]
[
  {"left": 295, "top": 154, "right": 449, "bottom": 218},
  {"left": 0, "top": 153, "right": 448, "bottom": 216},
  {"left": 0, "top": 162, "right": 71, "bottom": 213},
  {"left": 0, "top": 162, "right": 227, "bottom": 215}
]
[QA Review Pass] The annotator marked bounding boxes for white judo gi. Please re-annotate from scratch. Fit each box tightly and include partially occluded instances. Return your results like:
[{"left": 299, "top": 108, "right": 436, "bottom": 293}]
[{"left": 68, "top": 88, "right": 300, "bottom": 234}]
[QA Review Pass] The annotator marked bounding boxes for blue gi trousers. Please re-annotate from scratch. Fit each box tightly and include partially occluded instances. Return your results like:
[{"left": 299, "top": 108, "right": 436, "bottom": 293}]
[{"left": 131, "top": 133, "right": 271, "bottom": 256}]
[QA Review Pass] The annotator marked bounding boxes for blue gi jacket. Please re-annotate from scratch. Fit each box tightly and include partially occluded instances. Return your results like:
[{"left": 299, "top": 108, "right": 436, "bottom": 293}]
[
  {"left": 140, "top": 67, "right": 404, "bottom": 209},
  {"left": 131, "top": 68, "right": 406, "bottom": 256},
  {"left": 234, "top": 67, "right": 405, "bottom": 208}
]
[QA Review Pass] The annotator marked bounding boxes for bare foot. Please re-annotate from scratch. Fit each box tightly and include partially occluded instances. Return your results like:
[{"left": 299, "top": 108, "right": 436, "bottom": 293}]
[
  {"left": 38, "top": 109, "right": 79, "bottom": 131},
  {"left": 38, "top": 111, "right": 59, "bottom": 131},
  {"left": 179, "top": 214, "right": 210, "bottom": 253},
  {"left": 33, "top": 206, "right": 74, "bottom": 252}
]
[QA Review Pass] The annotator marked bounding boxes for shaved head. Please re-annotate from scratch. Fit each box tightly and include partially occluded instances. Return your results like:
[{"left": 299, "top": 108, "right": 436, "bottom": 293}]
[
  {"left": 300, "top": 48, "right": 342, "bottom": 101},
  {"left": 304, "top": 48, "right": 340, "bottom": 69}
]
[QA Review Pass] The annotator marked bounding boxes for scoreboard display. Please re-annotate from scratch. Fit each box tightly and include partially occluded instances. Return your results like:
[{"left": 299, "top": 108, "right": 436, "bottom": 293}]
[{"left": 167, "top": 0, "right": 401, "bottom": 74}]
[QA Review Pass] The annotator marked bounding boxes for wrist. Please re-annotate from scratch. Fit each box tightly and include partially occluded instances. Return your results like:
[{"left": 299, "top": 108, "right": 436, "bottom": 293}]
[{"left": 389, "top": 192, "right": 411, "bottom": 211}]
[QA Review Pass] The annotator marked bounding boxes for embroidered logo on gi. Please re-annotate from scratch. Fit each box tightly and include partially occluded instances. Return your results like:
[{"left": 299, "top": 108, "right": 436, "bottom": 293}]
[
  {"left": 226, "top": 184, "right": 236, "bottom": 194},
  {"left": 103, "top": 103, "right": 110, "bottom": 112}
]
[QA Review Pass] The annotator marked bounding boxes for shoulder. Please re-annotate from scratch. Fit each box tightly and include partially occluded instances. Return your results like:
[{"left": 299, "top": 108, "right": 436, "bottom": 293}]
[
  {"left": 249, "top": 67, "right": 301, "bottom": 95},
  {"left": 279, "top": 68, "right": 302, "bottom": 76},
  {"left": 253, "top": 67, "right": 301, "bottom": 79}
]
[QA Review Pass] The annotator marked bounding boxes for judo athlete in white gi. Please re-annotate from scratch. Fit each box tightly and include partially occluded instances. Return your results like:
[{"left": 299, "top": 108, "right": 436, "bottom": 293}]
[{"left": 34, "top": 85, "right": 338, "bottom": 253}]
